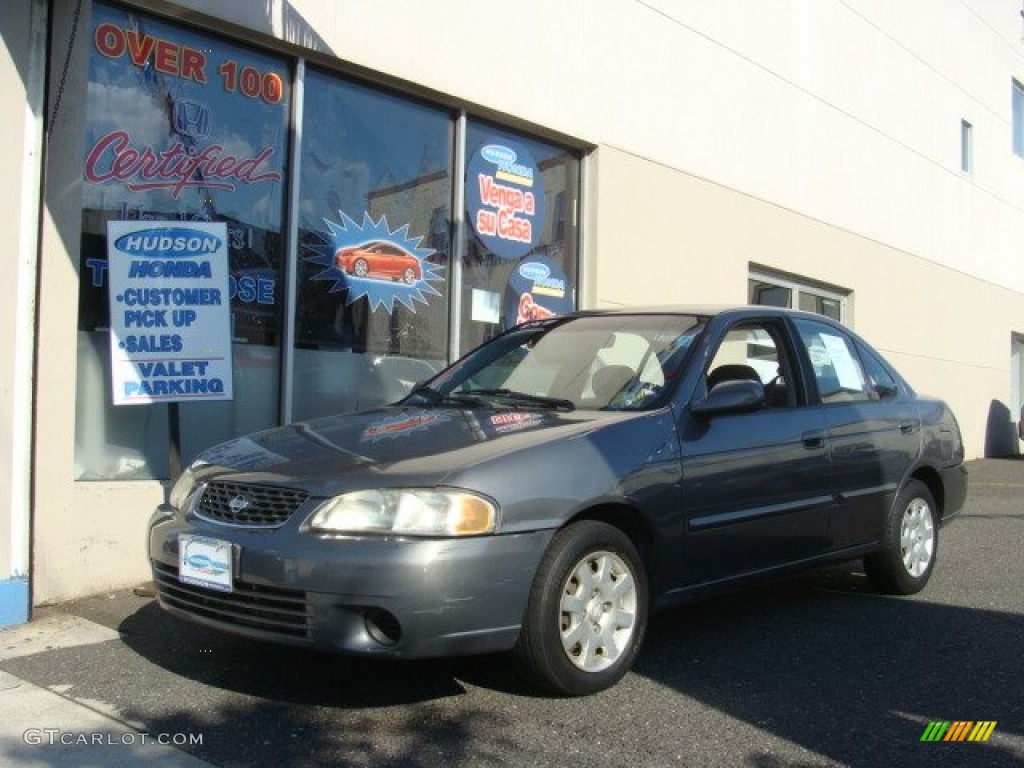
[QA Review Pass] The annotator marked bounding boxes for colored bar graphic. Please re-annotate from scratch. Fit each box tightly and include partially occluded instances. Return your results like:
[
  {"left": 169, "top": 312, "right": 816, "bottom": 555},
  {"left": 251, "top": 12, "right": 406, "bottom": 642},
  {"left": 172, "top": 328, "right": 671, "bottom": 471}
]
[
  {"left": 920, "top": 720, "right": 997, "bottom": 742},
  {"left": 968, "top": 722, "right": 998, "bottom": 742},
  {"left": 921, "top": 721, "right": 950, "bottom": 741},
  {"left": 946, "top": 721, "right": 973, "bottom": 741}
]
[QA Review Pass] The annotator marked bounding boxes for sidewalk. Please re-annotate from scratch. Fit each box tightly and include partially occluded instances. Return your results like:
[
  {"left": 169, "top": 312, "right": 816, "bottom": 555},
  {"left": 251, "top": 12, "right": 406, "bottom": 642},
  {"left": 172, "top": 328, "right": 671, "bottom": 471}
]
[{"left": 0, "top": 611, "right": 213, "bottom": 768}]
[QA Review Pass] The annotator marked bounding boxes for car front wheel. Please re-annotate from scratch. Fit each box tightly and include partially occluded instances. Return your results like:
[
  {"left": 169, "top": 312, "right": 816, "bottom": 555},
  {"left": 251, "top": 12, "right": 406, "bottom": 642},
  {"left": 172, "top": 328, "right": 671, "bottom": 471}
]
[
  {"left": 353, "top": 258, "right": 369, "bottom": 278},
  {"left": 514, "top": 520, "right": 648, "bottom": 696},
  {"left": 864, "top": 478, "right": 938, "bottom": 595}
]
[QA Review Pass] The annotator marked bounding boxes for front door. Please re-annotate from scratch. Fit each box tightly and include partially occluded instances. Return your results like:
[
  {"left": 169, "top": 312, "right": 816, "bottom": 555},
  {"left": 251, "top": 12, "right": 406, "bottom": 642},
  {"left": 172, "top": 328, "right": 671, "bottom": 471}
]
[{"left": 671, "top": 319, "right": 834, "bottom": 590}]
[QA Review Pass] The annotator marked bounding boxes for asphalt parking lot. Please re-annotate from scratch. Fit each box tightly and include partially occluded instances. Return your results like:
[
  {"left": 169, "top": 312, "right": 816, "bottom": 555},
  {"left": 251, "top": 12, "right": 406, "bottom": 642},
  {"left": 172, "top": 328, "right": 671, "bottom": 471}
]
[{"left": 2, "top": 458, "right": 1022, "bottom": 767}]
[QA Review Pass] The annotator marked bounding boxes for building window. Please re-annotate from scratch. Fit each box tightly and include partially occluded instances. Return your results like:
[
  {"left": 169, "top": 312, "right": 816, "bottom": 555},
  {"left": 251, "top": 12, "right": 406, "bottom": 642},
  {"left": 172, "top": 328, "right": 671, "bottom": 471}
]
[
  {"left": 292, "top": 71, "right": 454, "bottom": 422},
  {"left": 961, "top": 119, "right": 973, "bottom": 173},
  {"left": 73, "top": 1, "right": 582, "bottom": 480},
  {"left": 76, "top": 4, "right": 292, "bottom": 480},
  {"left": 748, "top": 270, "right": 847, "bottom": 323},
  {"left": 460, "top": 121, "right": 580, "bottom": 357},
  {"left": 1013, "top": 80, "right": 1024, "bottom": 157}
]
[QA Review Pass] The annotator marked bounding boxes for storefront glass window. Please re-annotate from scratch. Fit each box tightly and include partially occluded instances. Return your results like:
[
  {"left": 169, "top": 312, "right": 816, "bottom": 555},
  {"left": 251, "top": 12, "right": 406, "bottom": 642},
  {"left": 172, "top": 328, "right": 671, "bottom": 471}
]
[
  {"left": 72, "top": 5, "right": 581, "bottom": 481},
  {"left": 292, "top": 71, "right": 453, "bottom": 421},
  {"left": 460, "top": 122, "right": 580, "bottom": 355},
  {"left": 76, "top": 3, "right": 290, "bottom": 479}
]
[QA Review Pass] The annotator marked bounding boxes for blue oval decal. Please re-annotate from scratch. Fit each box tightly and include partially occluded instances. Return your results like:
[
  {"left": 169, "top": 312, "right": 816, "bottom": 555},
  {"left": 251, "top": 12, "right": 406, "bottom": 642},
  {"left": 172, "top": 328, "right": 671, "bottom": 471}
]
[
  {"left": 519, "top": 262, "right": 551, "bottom": 281},
  {"left": 185, "top": 554, "right": 211, "bottom": 569},
  {"left": 114, "top": 227, "right": 223, "bottom": 258},
  {"left": 481, "top": 144, "right": 517, "bottom": 166}
]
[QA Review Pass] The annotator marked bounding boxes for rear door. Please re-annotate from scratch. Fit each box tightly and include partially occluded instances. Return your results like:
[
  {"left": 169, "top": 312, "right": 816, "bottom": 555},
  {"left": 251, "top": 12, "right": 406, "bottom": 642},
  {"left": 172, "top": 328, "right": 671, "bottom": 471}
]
[{"left": 790, "top": 317, "right": 920, "bottom": 550}]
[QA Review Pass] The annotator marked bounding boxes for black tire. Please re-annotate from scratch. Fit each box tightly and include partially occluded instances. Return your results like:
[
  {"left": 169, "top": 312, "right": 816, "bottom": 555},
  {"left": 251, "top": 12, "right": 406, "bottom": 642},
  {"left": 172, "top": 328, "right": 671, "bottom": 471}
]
[
  {"left": 864, "top": 479, "right": 938, "bottom": 595},
  {"left": 514, "top": 521, "right": 648, "bottom": 696}
]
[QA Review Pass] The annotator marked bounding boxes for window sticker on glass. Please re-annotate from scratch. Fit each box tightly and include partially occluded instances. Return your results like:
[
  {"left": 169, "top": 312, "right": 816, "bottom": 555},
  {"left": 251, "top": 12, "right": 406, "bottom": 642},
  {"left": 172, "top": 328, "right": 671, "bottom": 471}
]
[
  {"left": 820, "top": 333, "right": 864, "bottom": 391},
  {"left": 304, "top": 211, "right": 445, "bottom": 314},
  {"left": 472, "top": 289, "right": 501, "bottom": 324}
]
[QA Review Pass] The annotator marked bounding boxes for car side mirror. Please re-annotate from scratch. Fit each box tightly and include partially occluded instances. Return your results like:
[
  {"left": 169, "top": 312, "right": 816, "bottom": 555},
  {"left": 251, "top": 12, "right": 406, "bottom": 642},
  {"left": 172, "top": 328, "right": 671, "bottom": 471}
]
[{"left": 691, "top": 379, "right": 765, "bottom": 418}]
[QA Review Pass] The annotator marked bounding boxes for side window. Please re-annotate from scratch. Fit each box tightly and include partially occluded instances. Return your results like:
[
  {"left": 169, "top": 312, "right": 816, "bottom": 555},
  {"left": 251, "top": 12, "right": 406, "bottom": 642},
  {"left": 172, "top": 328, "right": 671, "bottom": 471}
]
[
  {"left": 705, "top": 322, "right": 796, "bottom": 407},
  {"left": 793, "top": 319, "right": 871, "bottom": 404},
  {"left": 857, "top": 342, "right": 900, "bottom": 401}
]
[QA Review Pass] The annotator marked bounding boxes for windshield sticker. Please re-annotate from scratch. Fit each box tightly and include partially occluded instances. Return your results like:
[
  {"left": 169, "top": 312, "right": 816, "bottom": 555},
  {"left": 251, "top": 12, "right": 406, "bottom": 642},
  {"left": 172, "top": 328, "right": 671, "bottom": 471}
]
[
  {"left": 467, "top": 140, "right": 545, "bottom": 259},
  {"left": 305, "top": 210, "right": 444, "bottom": 314}
]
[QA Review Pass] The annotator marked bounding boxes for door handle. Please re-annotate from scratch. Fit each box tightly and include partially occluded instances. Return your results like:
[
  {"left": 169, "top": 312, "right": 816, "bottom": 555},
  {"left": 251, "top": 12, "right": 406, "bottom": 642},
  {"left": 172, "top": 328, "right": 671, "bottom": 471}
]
[
  {"left": 802, "top": 430, "right": 825, "bottom": 449},
  {"left": 899, "top": 422, "right": 917, "bottom": 435}
]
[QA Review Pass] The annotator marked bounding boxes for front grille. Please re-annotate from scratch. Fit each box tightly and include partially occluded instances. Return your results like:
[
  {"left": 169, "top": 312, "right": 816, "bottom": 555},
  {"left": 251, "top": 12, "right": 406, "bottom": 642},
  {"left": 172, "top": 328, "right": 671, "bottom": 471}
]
[
  {"left": 153, "top": 561, "right": 313, "bottom": 640},
  {"left": 193, "top": 481, "right": 309, "bottom": 527}
]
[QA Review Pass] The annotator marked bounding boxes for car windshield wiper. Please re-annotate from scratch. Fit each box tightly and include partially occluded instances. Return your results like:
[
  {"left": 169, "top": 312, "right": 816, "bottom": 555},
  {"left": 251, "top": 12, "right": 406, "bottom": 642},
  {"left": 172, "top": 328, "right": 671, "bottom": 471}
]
[
  {"left": 408, "top": 385, "right": 486, "bottom": 408},
  {"left": 456, "top": 388, "right": 576, "bottom": 411}
]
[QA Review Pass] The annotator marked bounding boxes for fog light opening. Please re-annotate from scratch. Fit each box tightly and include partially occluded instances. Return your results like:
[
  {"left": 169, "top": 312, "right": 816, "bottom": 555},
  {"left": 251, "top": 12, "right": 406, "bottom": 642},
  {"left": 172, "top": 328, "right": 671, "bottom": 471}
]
[{"left": 363, "top": 607, "right": 401, "bottom": 646}]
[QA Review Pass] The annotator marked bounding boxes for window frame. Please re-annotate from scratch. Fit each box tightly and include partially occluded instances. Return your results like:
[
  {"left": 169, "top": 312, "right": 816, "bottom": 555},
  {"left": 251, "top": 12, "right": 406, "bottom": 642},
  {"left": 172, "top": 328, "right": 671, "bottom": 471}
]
[
  {"left": 1013, "top": 79, "right": 1024, "bottom": 158},
  {"left": 749, "top": 269, "right": 848, "bottom": 324},
  {"left": 791, "top": 317, "right": 876, "bottom": 406},
  {"left": 703, "top": 319, "right": 803, "bottom": 409},
  {"left": 961, "top": 118, "right": 973, "bottom": 174}
]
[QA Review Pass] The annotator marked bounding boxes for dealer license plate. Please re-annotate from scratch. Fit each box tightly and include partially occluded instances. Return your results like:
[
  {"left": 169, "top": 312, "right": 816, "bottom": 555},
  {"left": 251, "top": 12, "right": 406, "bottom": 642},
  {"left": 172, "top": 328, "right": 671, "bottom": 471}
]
[{"left": 178, "top": 534, "right": 233, "bottom": 593}]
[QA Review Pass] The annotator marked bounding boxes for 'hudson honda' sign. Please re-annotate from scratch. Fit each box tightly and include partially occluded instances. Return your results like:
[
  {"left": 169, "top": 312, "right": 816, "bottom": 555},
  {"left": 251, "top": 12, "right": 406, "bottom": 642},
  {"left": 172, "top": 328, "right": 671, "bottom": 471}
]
[{"left": 107, "top": 221, "right": 233, "bottom": 405}]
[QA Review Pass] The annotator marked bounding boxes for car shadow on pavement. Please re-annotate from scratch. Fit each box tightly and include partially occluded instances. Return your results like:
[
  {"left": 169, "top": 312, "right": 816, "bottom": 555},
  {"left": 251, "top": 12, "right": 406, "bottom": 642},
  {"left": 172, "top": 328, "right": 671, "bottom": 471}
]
[
  {"left": 630, "top": 563, "right": 1024, "bottom": 767},
  {"left": 115, "top": 600, "right": 530, "bottom": 707},
  {"left": 4, "top": 560, "right": 1021, "bottom": 768},
  {"left": 105, "top": 558, "right": 1024, "bottom": 766}
]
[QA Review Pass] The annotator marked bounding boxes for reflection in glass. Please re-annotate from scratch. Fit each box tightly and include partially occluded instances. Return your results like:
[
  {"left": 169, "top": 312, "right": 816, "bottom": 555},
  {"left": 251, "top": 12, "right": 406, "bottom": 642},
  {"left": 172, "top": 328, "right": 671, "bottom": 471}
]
[
  {"left": 293, "top": 70, "right": 453, "bottom": 422},
  {"left": 749, "top": 279, "right": 791, "bottom": 308},
  {"left": 75, "top": 3, "right": 291, "bottom": 479},
  {"left": 799, "top": 292, "right": 841, "bottom": 321},
  {"left": 461, "top": 122, "right": 581, "bottom": 357}
]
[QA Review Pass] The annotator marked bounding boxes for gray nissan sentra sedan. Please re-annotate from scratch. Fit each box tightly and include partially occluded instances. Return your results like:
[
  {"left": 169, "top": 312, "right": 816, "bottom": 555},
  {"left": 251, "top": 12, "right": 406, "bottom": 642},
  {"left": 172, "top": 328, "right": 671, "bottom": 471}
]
[{"left": 149, "top": 306, "right": 967, "bottom": 695}]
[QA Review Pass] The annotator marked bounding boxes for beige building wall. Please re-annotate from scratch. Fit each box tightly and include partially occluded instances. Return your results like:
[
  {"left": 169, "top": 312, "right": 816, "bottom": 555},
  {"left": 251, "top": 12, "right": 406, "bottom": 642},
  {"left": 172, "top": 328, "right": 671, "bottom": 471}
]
[
  {"left": 32, "top": 0, "right": 167, "bottom": 602},
  {"left": 0, "top": 0, "right": 45, "bottom": 615},
  {"left": 589, "top": 146, "right": 1024, "bottom": 457},
  {"left": 21, "top": 0, "right": 1024, "bottom": 606}
]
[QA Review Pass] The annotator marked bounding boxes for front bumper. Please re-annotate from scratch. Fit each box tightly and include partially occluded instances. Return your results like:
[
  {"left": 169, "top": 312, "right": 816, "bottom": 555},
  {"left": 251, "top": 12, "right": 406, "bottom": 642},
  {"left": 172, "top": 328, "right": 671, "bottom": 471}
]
[{"left": 149, "top": 504, "right": 554, "bottom": 658}]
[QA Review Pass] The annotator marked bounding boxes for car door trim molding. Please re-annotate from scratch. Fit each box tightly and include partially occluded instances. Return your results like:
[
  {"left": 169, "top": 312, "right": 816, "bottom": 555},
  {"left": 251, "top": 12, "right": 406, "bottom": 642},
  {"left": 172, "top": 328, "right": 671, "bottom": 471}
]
[{"left": 689, "top": 494, "right": 835, "bottom": 532}]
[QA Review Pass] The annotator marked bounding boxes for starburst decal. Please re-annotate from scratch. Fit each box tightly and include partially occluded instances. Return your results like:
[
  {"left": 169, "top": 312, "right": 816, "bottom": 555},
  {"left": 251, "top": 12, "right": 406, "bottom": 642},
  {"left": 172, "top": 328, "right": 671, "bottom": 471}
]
[{"left": 305, "top": 211, "right": 444, "bottom": 313}]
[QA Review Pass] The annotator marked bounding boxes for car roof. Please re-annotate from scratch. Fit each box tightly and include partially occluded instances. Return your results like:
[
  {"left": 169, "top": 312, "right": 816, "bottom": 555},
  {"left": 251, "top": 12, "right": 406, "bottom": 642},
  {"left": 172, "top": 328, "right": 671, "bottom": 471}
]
[{"left": 568, "top": 304, "right": 839, "bottom": 324}]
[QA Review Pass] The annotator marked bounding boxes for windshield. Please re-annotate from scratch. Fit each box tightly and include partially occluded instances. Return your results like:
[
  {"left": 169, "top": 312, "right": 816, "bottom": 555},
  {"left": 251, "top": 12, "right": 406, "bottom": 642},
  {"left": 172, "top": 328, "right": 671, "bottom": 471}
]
[{"left": 415, "top": 314, "right": 706, "bottom": 411}]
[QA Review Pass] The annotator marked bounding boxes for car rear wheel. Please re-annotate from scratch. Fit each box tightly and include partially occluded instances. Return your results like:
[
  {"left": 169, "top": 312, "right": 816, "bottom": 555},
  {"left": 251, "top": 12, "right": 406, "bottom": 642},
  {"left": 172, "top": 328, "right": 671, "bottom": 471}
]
[
  {"left": 353, "top": 258, "right": 369, "bottom": 278},
  {"left": 514, "top": 520, "right": 647, "bottom": 696},
  {"left": 864, "top": 479, "right": 938, "bottom": 595},
  {"left": 403, "top": 267, "right": 417, "bottom": 284}
]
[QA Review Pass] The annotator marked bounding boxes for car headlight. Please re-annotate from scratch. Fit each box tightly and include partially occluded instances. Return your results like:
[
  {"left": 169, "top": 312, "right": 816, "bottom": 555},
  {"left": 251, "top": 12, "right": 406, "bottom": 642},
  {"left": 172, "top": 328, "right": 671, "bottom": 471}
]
[
  {"left": 168, "top": 466, "right": 199, "bottom": 510},
  {"left": 308, "top": 489, "right": 498, "bottom": 536}
]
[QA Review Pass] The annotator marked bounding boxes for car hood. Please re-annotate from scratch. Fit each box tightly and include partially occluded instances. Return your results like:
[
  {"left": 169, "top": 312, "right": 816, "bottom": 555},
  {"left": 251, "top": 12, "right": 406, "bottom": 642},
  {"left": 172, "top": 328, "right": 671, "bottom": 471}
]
[{"left": 188, "top": 405, "right": 642, "bottom": 497}]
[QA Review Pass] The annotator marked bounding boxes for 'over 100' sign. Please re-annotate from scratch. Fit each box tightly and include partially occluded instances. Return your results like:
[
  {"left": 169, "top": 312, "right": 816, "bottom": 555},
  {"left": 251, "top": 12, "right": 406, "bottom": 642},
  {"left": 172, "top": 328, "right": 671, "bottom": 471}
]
[{"left": 107, "top": 221, "right": 233, "bottom": 405}]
